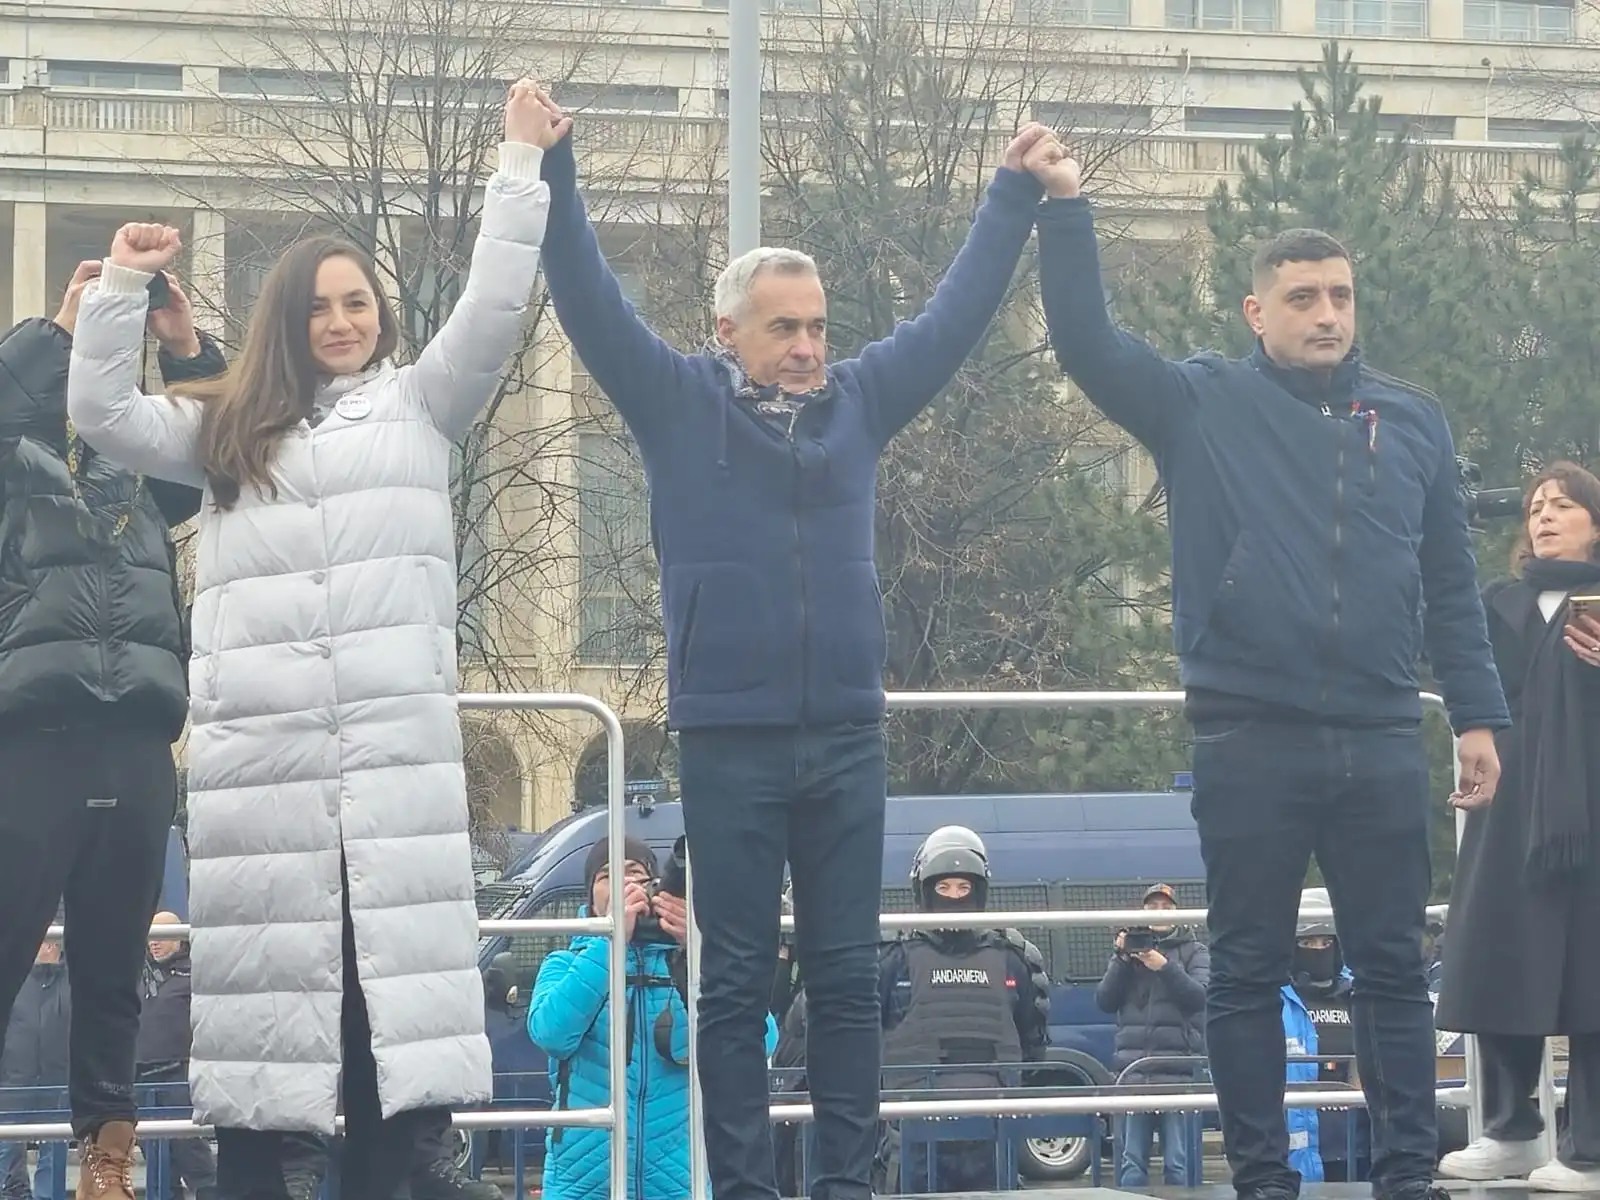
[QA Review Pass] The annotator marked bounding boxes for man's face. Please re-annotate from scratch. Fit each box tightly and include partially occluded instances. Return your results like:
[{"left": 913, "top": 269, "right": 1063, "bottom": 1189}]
[
  {"left": 716, "top": 269, "right": 828, "bottom": 394},
  {"left": 1144, "top": 894, "right": 1177, "bottom": 933},
  {"left": 1244, "top": 256, "right": 1356, "bottom": 374}
]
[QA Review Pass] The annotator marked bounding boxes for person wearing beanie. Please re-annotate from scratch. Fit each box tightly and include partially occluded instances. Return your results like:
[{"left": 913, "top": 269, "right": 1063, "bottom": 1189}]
[{"left": 527, "top": 837, "right": 777, "bottom": 1200}]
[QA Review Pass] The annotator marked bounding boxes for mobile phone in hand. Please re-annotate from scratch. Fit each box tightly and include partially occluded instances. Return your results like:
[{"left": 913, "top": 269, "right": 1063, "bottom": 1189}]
[
  {"left": 147, "top": 272, "right": 172, "bottom": 312},
  {"left": 1569, "top": 595, "right": 1599, "bottom": 625}
]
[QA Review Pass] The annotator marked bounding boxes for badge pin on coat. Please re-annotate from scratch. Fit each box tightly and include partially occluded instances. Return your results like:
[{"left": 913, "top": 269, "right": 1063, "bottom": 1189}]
[{"left": 335, "top": 394, "right": 372, "bottom": 421}]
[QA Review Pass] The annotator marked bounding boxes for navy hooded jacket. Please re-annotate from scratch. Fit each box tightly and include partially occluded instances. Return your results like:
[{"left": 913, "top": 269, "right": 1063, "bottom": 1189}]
[
  {"left": 538, "top": 138, "right": 1044, "bottom": 728},
  {"left": 1036, "top": 198, "right": 1508, "bottom": 734}
]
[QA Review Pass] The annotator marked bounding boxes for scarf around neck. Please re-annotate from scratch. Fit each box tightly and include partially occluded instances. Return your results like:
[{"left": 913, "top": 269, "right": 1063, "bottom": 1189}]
[
  {"left": 1517, "top": 555, "right": 1600, "bottom": 883},
  {"left": 705, "top": 341, "right": 831, "bottom": 429}
]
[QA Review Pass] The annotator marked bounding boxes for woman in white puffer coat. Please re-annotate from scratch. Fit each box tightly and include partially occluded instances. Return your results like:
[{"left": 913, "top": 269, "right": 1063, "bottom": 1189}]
[{"left": 67, "top": 79, "right": 566, "bottom": 1200}]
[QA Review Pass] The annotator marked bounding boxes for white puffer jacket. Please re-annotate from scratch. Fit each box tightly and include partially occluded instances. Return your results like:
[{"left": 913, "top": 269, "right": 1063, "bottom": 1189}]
[{"left": 66, "top": 143, "right": 549, "bottom": 1133}]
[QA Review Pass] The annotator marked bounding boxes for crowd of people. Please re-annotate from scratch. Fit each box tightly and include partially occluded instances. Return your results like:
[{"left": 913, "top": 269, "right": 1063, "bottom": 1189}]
[{"left": 0, "top": 67, "right": 1594, "bottom": 1200}]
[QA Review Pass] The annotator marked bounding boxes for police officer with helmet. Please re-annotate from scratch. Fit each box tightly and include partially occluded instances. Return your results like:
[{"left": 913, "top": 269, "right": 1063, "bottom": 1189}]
[{"left": 875, "top": 826, "right": 1050, "bottom": 1193}]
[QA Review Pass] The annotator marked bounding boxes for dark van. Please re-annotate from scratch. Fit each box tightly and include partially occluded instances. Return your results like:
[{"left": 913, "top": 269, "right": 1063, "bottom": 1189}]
[{"left": 470, "top": 786, "right": 1209, "bottom": 1180}]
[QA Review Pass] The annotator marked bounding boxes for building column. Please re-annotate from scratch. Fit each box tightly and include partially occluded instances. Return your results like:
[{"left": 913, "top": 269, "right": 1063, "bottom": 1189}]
[
  {"left": 1429, "top": 0, "right": 1465, "bottom": 39},
  {"left": 12, "top": 202, "right": 49, "bottom": 325},
  {"left": 188, "top": 207, "right": 228, "bottom": 330},
  {"left": 1129, "top": 0, "right": 1165, "bottom": 28}
]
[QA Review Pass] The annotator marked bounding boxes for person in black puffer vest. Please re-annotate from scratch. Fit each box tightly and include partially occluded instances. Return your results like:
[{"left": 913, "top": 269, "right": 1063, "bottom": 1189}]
[
  {"left": 0, "top": 260, "right": 223, "bottom": 1200},
  {"left": 1097, "top": 883, "right": 1211, "bottom": 1187}
]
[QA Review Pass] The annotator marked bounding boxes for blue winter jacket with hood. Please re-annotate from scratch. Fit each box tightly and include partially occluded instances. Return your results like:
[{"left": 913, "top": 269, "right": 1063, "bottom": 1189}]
[{"left": 528, "top": 924, "right": 778, "bottom": 1200}]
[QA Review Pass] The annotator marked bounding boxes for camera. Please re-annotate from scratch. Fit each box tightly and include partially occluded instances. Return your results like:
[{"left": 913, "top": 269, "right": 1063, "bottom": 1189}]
[
  {"left": 146, "top": 271, "right": 172, "bottom": 313},
  {"left": 1122, "top": 927, "right": 1157, "bottom": 954},
  {"left": 1456, "top": 456, "right": 1522, "bottom": 530},
  {"left": 632, "top": 836, "right": 689, "bottom": 945}
]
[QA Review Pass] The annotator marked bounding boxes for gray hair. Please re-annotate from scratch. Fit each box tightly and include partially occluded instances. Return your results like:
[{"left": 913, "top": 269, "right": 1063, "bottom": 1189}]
[{"left": 713, "top": 246, "right": 819, "bottom": 322}]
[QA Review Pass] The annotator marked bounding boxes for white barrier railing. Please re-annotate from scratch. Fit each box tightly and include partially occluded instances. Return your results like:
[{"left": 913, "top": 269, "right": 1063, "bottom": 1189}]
[{"left": 683, "top": 688, "right": 1463, "bottom": 1200}]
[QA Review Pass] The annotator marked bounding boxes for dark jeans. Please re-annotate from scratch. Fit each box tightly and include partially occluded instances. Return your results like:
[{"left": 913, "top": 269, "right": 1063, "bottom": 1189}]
[
  {"left": 679, "top": 722, "right": 886, "bottom": 1200},
  {"left": 1191, "top": 719, "right": 1436, "bottom": 1199},
  {"left": 1479, "top": 1031, "right": 1600, "bottom": 1166},
  {"left": 0, "top": 724, "right": 176, "bottom": 1138},
  {"left": 214, "top": 866, "right": 444, "bottom": 1200},
  {"left": 140, "top": 1066, "right": 218, "bottom": 1200}
]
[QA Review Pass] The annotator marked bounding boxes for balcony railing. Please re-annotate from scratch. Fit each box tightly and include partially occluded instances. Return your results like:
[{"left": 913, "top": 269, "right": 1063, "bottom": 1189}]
[{"left": 0, "top": 86, "right": 1574, "bottom": 206}]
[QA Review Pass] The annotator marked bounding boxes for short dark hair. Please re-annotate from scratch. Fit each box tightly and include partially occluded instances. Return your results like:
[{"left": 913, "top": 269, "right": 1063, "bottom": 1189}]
[
  {"left": 1251, "top": 228, "right": 1351, "bottom": 290},
  {"left": 1511, "top": 460, "right": 1600, "bottom": 573}
]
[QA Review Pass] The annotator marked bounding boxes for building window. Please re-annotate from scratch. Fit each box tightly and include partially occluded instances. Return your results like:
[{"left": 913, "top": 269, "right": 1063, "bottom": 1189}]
[
  {"left": 1488, "top": 116, "right": 1590, "bottom": 142},
  {"left": 1186, "top": 107, "right": 1295, "bottom": 135},
  {"left": 1022, "top": 0, "right": 1133, "bottom": 22},
  {"left": 1166, "top": 0, "right": 1278, "bottom": 29},
  {"left": 702, "top": 0, "right": 820, "bottom": 9},
  {"left": 1465, "top": 0, "right": 1574, "bottom": 42},
  {"left": 48, "top": 60, "right": 183, "bottom": 92},
  {"left": 577, "top": 429, "right": 654, "bottom": 666},
  {"left": 219, "top": 68, "right": 347, "bottom": 98},
  {"left": 1034, "top": 101, "right": 1154, "bottom": 131},
  {"left": 562, "top": 84, "right": 680, "bottom": 114},
  {"left": 1314, "top": 0, "right": 1427, "bottom": 36},
  {"left": 1375, "top": 113, "right": 1454, "bottom": 139}
]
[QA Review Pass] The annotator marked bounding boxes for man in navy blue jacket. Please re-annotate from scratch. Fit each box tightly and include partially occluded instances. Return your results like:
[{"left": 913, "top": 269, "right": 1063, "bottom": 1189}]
[
  {"left": 534, "top": 89, "right": 1051, "bottom": 1200},
  {"left": 1023, "top": 136, "right": 1509, "bottom": 1200}
]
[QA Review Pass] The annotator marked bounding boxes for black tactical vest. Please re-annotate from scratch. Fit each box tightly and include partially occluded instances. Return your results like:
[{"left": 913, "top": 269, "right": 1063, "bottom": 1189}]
[{"left": 880, "top": 935, "right": 1022, "bottom": 1090}]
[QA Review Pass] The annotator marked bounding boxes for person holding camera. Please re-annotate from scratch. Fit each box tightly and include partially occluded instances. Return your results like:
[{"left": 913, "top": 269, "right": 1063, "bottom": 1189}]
[
  {"left": 528, "top": 837, "right": 777, "bottom": 1200},
  {"left": 1096, "top": 884, "right": 1211, "bottom": 1187},
  {"left": 1437, "top": 462, "right": 1600, "bottom": 1191}
]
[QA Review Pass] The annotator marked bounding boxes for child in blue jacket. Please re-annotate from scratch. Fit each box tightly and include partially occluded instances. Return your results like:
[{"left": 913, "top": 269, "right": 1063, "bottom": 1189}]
[{"left": 528, "top": 837, "right": 777, "bottom": 1200}]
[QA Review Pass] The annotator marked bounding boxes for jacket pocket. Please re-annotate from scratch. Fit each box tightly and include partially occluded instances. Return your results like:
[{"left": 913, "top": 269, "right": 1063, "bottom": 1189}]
[
  {"left": 819, "top": 560, "right": 887, "bottom": 691},
  {"left": 1196, "top": 530, "right": 1301, "bottom": 670},
  {"left": 664, "top": 563, "right": 773, "bottom": 695}
]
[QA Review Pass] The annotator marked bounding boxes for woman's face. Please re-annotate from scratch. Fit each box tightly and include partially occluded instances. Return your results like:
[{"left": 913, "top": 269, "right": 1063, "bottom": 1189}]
[
  {"left": 308, "top": 254, "right": 382, "bottom": 376},
  {"left": 1528, "top": 480, "right": 1600, "bottom": 564}
]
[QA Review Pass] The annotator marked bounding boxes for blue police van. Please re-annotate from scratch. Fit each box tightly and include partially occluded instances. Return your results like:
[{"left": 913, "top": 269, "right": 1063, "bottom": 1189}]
[{"left": 468, "top": 783, "right": 1209, "bottom": 1180}]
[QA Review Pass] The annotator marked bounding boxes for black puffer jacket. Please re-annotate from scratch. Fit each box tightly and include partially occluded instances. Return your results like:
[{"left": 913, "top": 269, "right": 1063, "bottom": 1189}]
[
  {"left": 0, "top": 318, "right": 223, "bottom": 740},
  {"left": 1095, "top": 929, "right": 1210, "bottom": 1083}
]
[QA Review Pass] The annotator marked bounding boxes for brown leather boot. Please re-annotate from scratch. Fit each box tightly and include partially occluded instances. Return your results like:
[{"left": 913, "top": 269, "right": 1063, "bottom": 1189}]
[{"left": 77, "top": 1121, "right": 137, "bottom": 1200}]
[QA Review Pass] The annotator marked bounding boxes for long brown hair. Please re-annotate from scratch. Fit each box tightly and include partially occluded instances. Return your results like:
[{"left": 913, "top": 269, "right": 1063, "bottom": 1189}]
[
  {"left": 173, "top": 236, "right": 399, "bottom": 509},
  {"left": 1511, "top": 460, "right": 1600, "bottom": 573}
]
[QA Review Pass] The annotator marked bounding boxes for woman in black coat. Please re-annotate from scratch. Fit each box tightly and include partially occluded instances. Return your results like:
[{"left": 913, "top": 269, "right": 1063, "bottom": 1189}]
[{"left": 1436, "top": 461, "right": 1600, "bottom": 1191}]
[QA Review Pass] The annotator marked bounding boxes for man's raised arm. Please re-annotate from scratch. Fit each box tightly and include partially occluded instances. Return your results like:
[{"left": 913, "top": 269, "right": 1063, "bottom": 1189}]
[
  {"left": 1027, "top": 138, "right": 1196, "bottom": 455},
  {"left": 844, "top": 124, "right": 1050, "bottom": 445},
  {"left": 536, "top": 95, "right": 689, "bottom": 434}
]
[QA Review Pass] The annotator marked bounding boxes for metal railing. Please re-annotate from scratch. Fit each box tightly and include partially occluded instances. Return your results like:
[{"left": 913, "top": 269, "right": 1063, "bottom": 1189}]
[
  {"left": 18, "top": 694, "right": 634, "bottom": 1199},
  {"left": 684, "top": 688, "right": 1466, "bottom": 1200}
]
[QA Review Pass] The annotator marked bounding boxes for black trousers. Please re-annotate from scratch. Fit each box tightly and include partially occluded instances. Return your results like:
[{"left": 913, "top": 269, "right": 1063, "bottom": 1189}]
[
  {"left": 0, "top": 723, "right": 177, "bottom": 1138},
  {"left": 1479, "top": 1031, "right": 1600, "bottom": 1167},
  {"left": 141, "top": 1065, "right": 218, "bottom": 1200},
  {"left": 1193, "top": 720, "right": 1437, "bottom": 1200},
  {"left": 214, "top": 868, "right": 445, "bottom": 1200},
  {"left": 678, "top": 723, "right": 886, "bottom": 1200}
]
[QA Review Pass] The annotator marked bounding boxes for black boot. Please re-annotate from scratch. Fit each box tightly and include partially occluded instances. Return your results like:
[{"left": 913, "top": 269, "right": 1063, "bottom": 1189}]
[{"left": 409, "top": 1159, "right": 499, "bottom": 1200}]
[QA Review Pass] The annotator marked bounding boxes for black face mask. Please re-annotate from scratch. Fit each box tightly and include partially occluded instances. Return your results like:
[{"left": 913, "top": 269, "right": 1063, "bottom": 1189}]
[
  {"left": 922, "top": 879, "right": 985, "bottom": 913},
  {"left": 1293, "top": 945, "right": 1342, "bottom": 986}
]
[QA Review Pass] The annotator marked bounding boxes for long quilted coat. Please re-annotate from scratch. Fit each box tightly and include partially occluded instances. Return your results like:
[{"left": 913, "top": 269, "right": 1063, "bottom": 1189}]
[
  {"left": 65, "top": 145, "right": 550, "bottom": 1132},
  {"left": 528, "top": 934, "right": 777, "bottom": 1200}
]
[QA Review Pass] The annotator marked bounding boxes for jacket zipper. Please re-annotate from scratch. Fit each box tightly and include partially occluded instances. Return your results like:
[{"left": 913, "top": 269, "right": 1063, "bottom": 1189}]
[
  {"left": 788, "top": 409, "right": 808, "bottom": 724},
  {"left": 1322, "top": 403, "right": 1347, "bottom": 706},
  {"left": 633, "top": 976, "right": 648, "bottom": 1198}
]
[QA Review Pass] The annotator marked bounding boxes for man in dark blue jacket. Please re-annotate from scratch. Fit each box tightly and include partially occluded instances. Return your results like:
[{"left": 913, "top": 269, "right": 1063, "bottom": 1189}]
[
  {"left": 533, "top": 87, "right": 1052, "bottom": 1200},
  {"left": 1022, "top": 137, "right": 1509, "bottom": 1200}
]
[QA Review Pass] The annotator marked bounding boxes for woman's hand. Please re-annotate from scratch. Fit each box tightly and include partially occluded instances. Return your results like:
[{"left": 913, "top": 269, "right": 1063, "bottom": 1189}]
[
  {"left": 1566, "top": 611, "right": 1600, "bottom": 668},
  {"left": 110, "top": 223, "right": 182, "bottom": 274},
  {"left": 504, "top": 77, "right": 571, "bottom": 150}
]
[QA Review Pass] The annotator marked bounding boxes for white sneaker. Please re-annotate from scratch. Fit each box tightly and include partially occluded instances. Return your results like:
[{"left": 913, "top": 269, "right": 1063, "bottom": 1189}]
[
  {"left": 1438, "top": 1137, "right": 1544, "bottom": 1180},
  {"left": 1528, "top": 1161, "right": 1600, "bottom": 1192}
]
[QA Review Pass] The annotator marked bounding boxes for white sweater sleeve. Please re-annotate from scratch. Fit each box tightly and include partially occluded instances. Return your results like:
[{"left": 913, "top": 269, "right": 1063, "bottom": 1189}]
[{"left": 68, "top": 263, "right": 207, "bottom": 489}]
